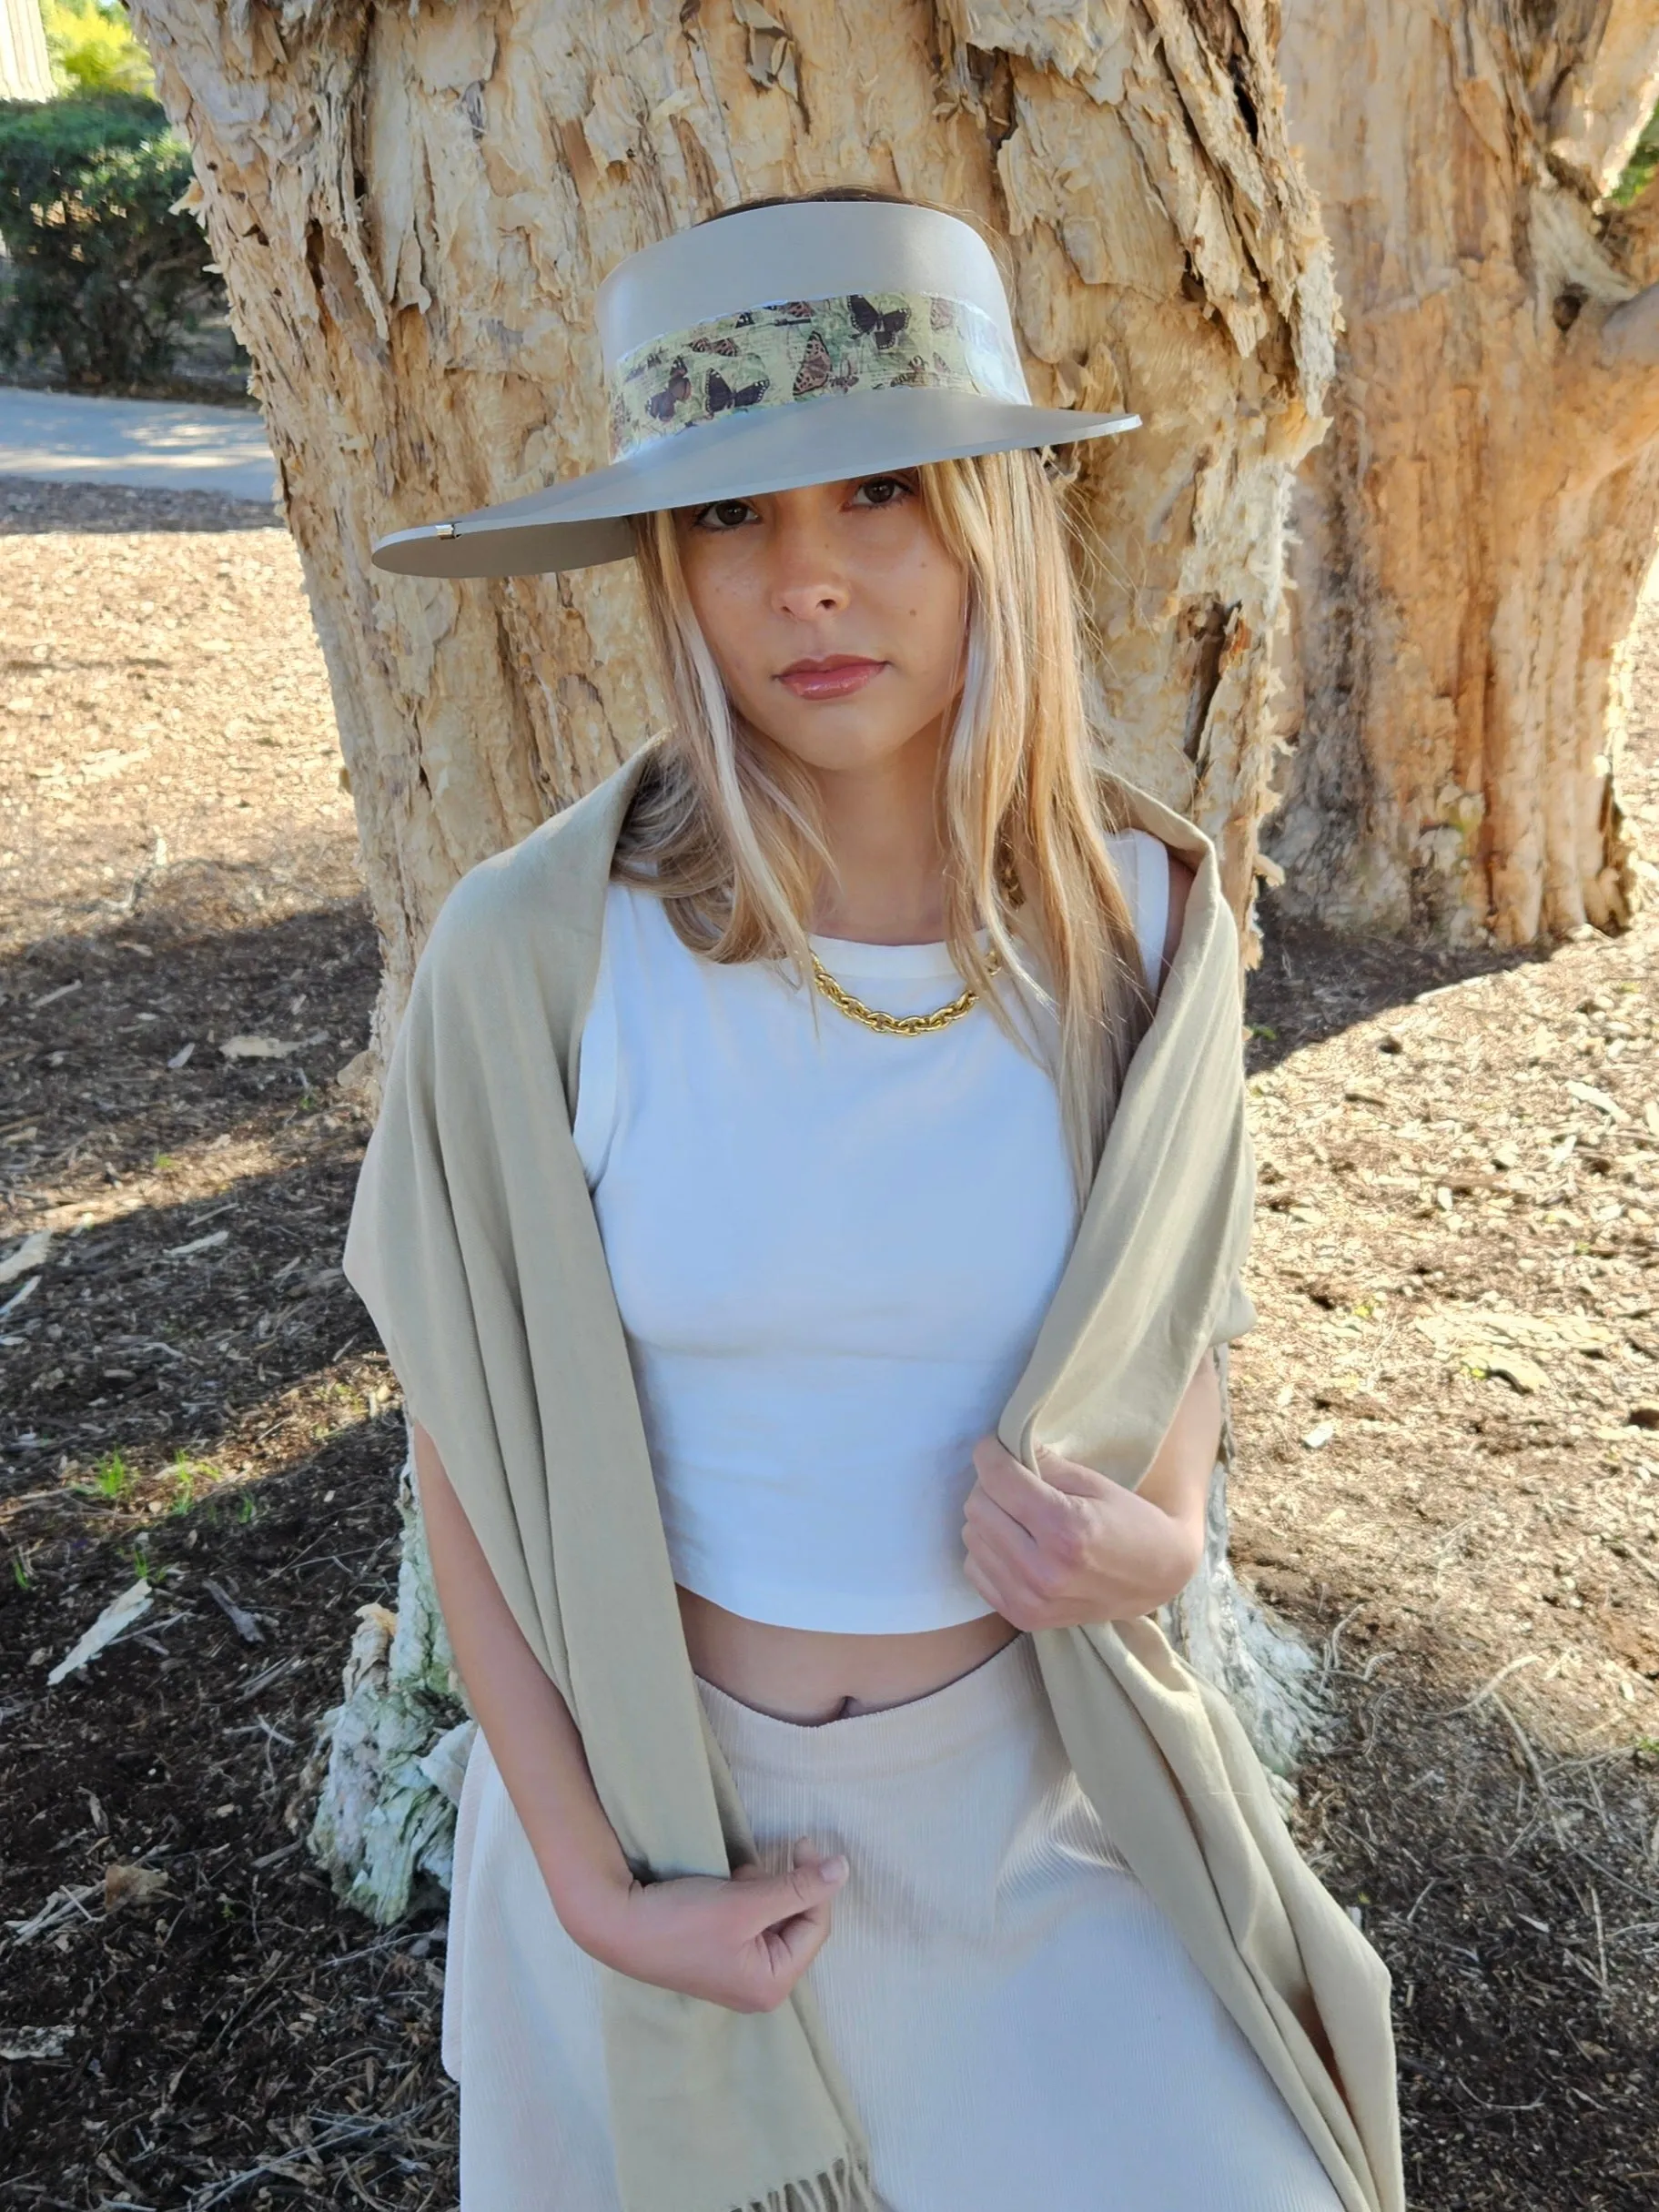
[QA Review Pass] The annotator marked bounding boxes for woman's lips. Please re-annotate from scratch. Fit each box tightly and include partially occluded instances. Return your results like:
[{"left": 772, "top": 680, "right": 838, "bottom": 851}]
[{"left": 775, "top": 657, "right": 886, "bottom": 701}]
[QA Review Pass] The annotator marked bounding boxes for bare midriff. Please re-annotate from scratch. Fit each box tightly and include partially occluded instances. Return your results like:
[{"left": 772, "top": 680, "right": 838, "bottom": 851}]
[{"left": 676, "top": 1585, "right": 1019, "bottom": 1725}]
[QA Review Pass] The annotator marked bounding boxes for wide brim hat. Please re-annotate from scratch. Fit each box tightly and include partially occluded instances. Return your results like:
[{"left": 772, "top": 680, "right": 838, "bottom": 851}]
[{"left": 371, "top": 200, "right": 1139, "bottom": 581}]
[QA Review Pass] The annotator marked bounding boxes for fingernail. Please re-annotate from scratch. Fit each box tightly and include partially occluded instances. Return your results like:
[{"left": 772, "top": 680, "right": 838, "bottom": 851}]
[{"left": 822, "top": 1853, "right": 848, "bottom": 1883}]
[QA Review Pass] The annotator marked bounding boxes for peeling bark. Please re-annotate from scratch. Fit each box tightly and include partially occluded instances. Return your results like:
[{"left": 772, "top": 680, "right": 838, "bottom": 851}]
[
  {"left": 1598, "top": 278, "right": 1659, "bottom": 372},
  {"left": 129, "top": 0, "right": 1338, "bottom": 1917},
  {"left": 1270, "top": 0, "right": 1657, "bottom": 945},
  {"left": 1166, "top": 1346, "right": 1332, "bottom": 1797},
  {"left": 297, "top": 1453, "right": 475, "bottom": 1923}
]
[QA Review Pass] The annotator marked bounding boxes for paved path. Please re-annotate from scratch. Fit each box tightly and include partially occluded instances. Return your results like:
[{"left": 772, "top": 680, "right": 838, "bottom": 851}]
[{"left": 0, "top": 384, "right": 277, "bottom": 504}]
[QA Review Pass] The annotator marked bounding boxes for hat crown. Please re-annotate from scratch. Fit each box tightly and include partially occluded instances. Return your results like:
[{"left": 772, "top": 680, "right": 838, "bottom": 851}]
[
  {"left": 596, "top": 200, "right": 1019, "bottom": 374},
  {"left": 369, "top": 197, "right": 1143, "bottom": 580}
]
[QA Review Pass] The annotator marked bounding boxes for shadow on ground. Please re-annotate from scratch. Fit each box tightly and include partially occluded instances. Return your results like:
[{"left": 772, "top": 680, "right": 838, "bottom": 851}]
[
  {"left": 3, "top": 890, "right": 461, "bottom": 2211},
  {"left": 0, "top": 476, "right": 280, "bottom": 537},
  {"left": 1275, "top": 1587, "right": 1659, "bottom": 2210},
  {"left": 1249, "top": 909, "right": 1584, "bottom": 1074},
  {"left": 0, "top": 1412, "right": 457, "bottom": 2212}
]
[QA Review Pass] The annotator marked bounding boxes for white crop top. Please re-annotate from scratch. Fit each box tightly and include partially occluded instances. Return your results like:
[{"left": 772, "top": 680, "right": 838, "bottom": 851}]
[{"left": 572, "top": 830, "right": 1169, "bottom": 1634}]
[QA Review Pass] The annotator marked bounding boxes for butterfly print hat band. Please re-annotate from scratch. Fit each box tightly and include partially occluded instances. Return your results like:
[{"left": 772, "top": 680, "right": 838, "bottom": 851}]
[{"left": 371, "top": 199, "right": 1140, "bottom": 580}]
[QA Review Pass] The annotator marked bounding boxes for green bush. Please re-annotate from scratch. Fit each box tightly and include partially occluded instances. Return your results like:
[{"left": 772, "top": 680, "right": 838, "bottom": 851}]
[
  {"left": 0, "top": 93, "right": 218, "bottom": 389},
  {"left": 45, "top": 0, "right": 156, "bottom": 96},
  {"left": 1614, "top": 104, "right": 1659, "bottom": 206}
]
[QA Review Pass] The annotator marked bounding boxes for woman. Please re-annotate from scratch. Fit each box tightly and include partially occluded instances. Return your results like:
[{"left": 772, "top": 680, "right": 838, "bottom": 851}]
[{"left": 347, "top": 193, "right": 1402, "bottom": 2212}]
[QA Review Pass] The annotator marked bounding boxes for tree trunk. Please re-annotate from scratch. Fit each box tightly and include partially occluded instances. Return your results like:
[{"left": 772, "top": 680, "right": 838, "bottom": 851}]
[
  {"left": 132, "top": 0, "right": 1336, "bottom": 1921},
  {"left": 1268, "top": 0, "right": 1659, "bottom": 945}
]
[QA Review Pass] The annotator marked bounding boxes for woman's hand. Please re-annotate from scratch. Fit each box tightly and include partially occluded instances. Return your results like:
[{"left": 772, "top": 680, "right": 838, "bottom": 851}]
[
  {"left": 961, "top": 1355, "right": 1220, "bottom": 1630},
  {"left": 574, "top": 1838, "right": 848, "bottom": 2014}
]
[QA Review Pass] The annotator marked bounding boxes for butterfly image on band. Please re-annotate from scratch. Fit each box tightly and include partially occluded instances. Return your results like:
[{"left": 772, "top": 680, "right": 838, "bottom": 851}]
[
  {"left": 848, "top": 294, "right": 911, "bottom": 350},
  {"left": 644, "top": 358, "right": 693, "bottom": 424},
  {"left": 707, "top": 368, "right": 769, "bottom": 415},
  {"left": 793, "top": 330, "right": 858, "bottom": 399}
]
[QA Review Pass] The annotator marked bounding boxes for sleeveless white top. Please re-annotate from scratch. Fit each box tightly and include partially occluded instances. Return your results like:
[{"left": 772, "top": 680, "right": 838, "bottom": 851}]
[{"left": 572, "top": 831, "right": 1169, "bottom": 1633}]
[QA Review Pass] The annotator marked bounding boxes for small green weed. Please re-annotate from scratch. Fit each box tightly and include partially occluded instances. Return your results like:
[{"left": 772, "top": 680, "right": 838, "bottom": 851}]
[
  {"left": 152, "top": 1151, "right": 177, "bottom": 1171},
  {"left": 166, "top": 1454, "right": 217, "bottom": 1514},
  {"left": 11, "top": 1553, "right": 33, "bottom": 1591},
  {"left": 89, "top": 1449, "right": 136, "bottom": 1501}
]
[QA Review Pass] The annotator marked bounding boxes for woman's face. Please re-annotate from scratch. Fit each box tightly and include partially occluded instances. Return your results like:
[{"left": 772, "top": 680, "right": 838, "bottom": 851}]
[{"left": 673, "top": 471, "right": 968, "bottom": 780}]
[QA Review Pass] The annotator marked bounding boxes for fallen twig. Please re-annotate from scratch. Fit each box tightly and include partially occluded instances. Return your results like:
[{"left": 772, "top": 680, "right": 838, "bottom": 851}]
[
  {"left": 1454, "top": 1652, "right": 1543, "bottom": 1713},
  {"left": 5, "top": 1880, "right": 103, "bottom": 1944},
  {"left": 203, "top": 1579, "right": 265, "bottom": 1645}
]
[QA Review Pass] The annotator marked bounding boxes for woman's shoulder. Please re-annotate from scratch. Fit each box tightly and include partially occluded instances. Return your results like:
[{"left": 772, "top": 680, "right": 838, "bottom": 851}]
[
  {"left": 1101, "top": 826, "right": 1194, "bottom": 995},
  {"left": 1103, "top": 823, "right": 1162, "bottom": 871},
  {"left": 1109, "top": 824, "right": 1194, "bottom": 891},
  {"left": 422, "top": 755, "right": 649, "bottom": 968}
]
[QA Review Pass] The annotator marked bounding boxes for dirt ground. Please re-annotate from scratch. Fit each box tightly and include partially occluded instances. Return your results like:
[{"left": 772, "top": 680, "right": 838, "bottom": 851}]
[{"left": 2, "top": 476, "right": 1656, "bottom": 2211}]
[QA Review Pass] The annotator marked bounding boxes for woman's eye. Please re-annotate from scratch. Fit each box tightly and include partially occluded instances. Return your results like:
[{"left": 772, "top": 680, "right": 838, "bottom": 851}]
[
  {"left": 851, "top": 475, "right": 913, "bottom": 509},
  {"left": 693, "top": 499, "right": 759, "bottom": 530}
]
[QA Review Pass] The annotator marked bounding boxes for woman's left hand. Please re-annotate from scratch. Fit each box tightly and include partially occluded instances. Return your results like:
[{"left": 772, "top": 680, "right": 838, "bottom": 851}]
[
  {"left": 961, "top": 1358, "right": 1220, "bottom": 1630},
  {"left": 960, "top": 1445, "right": 1199, "bottom": 1628}
]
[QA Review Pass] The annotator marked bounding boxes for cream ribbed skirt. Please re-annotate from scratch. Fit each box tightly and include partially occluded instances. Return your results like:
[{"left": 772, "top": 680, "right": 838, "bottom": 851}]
[{"left": 441, "top": 1635, "right": 1346, "bottom": 2212}]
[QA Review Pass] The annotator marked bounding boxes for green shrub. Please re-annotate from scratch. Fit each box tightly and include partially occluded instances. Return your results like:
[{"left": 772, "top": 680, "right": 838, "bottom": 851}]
[
  {"left": 45, "top": 0, "right": 156, "bottom": 96},
  {"left": 0, "top": 93, "right": 217, "bottom": 389},
  {"left": 1614, "top": 104, "right": 1659, "bottom": 206}
]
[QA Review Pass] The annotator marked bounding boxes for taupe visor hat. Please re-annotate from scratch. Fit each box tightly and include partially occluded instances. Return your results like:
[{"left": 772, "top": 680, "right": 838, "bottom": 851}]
[{"left": 370, "top": 199, "right": 1139, "bottom": 580}]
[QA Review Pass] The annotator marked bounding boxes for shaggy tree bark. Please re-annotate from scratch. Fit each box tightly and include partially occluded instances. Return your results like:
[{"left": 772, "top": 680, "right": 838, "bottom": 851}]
[
  {"left": 132, "top": 0, "right": 1334, "bottom": 1919},
  {"left": 1268, "top": 0, "right": 1659, "bottom": 944}
]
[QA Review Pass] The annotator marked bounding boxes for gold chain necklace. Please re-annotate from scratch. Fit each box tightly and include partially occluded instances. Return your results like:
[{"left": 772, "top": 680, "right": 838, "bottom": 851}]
[{"left": 809, "top": 945, "right": 1001, "bottom": 1037}]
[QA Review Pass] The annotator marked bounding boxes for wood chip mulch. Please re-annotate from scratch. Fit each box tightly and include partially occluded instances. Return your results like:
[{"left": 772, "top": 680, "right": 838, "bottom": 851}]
[{"left": 2, "top": 477, "right": 455, "bottom": 2211}]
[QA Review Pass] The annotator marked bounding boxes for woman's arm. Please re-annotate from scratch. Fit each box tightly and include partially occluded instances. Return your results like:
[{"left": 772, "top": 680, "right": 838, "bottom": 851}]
[
  {"left": 414, "top": 1419, "right": 632, "bottom": 1937},
  {"left": 414, "top": 1420, "right": 847, "bottom": 2009}
]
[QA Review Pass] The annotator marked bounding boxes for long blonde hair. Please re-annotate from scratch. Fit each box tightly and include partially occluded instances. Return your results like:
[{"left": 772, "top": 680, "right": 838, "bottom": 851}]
[{"left": 616, "top": 444, "right": 1152, "bottom": 1196}]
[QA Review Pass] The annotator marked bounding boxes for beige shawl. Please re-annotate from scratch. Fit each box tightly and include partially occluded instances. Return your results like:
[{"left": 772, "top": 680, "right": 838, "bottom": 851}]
[{"left": 342, "top": 751, "right": 1404, "bottom": 2212}]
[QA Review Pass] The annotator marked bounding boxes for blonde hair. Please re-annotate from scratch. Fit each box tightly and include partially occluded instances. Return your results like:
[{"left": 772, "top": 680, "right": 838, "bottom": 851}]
[{"left": 616, "top": 446, "right": 1153, "bottom": 1196}]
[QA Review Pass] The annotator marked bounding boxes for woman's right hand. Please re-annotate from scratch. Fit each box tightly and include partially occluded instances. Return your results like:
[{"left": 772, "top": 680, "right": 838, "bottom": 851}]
[{"left": 574, "top": 1837, "right": 848, "bottom": 2013}]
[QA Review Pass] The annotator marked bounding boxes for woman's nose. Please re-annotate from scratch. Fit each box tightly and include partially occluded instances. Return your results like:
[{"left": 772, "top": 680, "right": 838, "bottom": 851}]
[
  {"left": 767, "top": 515, "right": 851, "bottom": 621},
  {"left": 773, "top": 573, "right": 849, "bottom": 620}
]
